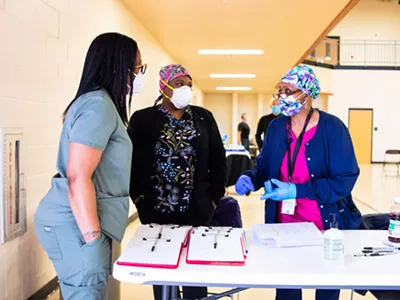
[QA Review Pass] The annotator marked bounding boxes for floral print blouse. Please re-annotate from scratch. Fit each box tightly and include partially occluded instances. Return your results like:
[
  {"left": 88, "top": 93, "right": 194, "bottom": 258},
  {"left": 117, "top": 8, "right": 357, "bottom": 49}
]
[{"left": 152, "top": 105, "right": 197, "bottom": 213}]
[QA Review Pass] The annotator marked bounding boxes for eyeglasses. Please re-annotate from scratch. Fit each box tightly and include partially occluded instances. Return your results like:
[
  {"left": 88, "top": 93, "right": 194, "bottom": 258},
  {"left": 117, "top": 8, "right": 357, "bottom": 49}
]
[
  {"left": 274, "top": 88, "right": 300, "bottom": 98},
  {"left": 128, "top": 64, "right": 147, "bottom": 77},
  {"left": 135, "top": 63, "right": 147, "bottom": 75}
]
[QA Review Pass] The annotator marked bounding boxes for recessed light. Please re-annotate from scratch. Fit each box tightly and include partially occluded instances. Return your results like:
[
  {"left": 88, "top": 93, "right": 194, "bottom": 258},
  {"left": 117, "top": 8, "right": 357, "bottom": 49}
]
[
  {"left": 198, "top": 49, "right": 264, "bottom": 55},
  {"left": 216, "top": 87, "right": 252, "bottom": 91},
  {"left": 210, "top": 74, "right": 256, "bottom": 78}
]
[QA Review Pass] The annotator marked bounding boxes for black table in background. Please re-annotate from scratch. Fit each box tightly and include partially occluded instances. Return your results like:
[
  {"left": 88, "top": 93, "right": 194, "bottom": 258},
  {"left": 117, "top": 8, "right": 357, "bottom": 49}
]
[{"left": 225, "top": 153, "right": 252, "bottom": 187}]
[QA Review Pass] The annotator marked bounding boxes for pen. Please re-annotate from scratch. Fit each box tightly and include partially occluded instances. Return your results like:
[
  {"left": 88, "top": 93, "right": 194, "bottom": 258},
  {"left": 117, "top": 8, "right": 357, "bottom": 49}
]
[
  {"left": 362, "top": 249, "right": 394, "bottom": 254},
  {"left": 150, "top": 226, "right": 163, "bottom": 251},
  {"left": 151, "top": 237, "right": 159, "bottom": 252},
  {"left": 158, "top": 226, "right": 163, "bottom": 239},
  {"left": 354, "top": 252, "right": 400, "bottom": 257},
  {"left": 243, "top": 231, "right": 248, "bottom": 254},
  {"left": 363, "top": 246, "right": 400, "bottom": 251}
]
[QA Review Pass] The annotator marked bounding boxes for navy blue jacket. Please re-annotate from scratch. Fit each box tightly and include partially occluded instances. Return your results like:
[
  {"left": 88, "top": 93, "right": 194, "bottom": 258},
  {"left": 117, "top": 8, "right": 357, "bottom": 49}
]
[{"left": 244, "top": 111, "right": 361, "bottom": 229}]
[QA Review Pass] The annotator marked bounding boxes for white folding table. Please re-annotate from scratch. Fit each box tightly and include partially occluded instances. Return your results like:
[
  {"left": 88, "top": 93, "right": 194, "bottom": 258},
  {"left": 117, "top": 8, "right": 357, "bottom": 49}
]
[{"left": 113, "top": 230, "right": 400, "bottom": 300}]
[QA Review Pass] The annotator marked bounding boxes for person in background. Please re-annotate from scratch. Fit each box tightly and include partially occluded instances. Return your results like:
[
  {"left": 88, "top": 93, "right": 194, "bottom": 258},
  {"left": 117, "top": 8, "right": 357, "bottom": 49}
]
[
  {"left": 235, "top": 65, "right": 361, "bottom": 300},
  {"left": 128, "top": 64, "right": 226, "bottom": 300},
  {"left": 34, "top": 33, "right": 145, "bottom": 299},
  {"left": 238, "top": 113, "right": 251, "bottom": 150},
  {"left": 255, "top": 98, "right": 280, "bottom": 151}
]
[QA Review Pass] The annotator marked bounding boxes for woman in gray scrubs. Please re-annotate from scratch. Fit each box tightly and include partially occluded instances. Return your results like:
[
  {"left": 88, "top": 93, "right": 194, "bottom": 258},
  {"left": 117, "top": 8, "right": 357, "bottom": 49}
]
[{"left": 34, "top": 32, "right": 145, "bottom": 299}]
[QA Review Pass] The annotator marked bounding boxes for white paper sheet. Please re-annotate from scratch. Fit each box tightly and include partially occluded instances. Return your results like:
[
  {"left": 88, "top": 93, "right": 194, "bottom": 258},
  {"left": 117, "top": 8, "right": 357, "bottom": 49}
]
[{"left": 253, "top": 222, "right": 323, "bottom": 247}]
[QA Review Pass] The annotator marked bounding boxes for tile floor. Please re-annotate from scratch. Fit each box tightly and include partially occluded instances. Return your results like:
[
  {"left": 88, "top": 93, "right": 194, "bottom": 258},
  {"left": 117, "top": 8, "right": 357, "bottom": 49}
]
[{"left": 49, "top": 164, "right": 400, "bottom": 300}]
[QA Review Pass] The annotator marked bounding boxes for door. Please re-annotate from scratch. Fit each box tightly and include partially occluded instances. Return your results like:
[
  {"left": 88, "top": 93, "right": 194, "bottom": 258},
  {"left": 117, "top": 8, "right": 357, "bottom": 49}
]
[{"left": 348, "top": 109, "right": 373, "bottom": 164}]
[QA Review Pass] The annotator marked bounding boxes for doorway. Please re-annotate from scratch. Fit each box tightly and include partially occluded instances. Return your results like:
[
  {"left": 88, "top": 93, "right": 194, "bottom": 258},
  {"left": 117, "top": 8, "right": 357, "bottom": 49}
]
[{"left": 348, "top": 108, "right": 373, "bottom": 164}]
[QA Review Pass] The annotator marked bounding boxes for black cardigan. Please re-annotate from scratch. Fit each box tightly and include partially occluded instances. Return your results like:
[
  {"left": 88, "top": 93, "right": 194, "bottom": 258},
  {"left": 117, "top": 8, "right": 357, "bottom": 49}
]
[{"left": 127, "top": 105, "right": 227, "bottom": 223}]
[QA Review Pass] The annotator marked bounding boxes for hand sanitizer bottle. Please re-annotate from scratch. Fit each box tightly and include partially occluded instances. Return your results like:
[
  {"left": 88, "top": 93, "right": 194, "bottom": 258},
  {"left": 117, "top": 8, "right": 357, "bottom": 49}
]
[{"left": 324, "top": 214, "right": 344, "bottom": 261}]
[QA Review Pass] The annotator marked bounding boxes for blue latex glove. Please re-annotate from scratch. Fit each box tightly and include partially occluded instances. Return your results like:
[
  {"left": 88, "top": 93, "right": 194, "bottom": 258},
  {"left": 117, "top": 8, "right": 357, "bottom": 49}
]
[
  {"left": 260, "top": 179, "right": 297, "bottom": 201},
  {"left": 235, "top": 175, "right": 255, "bottom": 195}
]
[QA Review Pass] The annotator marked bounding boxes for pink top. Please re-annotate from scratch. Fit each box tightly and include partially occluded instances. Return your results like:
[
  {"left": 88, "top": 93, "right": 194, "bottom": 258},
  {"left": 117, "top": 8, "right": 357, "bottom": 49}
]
[{"left": 277, "top": 126, "right": 324, "bottom": 230}]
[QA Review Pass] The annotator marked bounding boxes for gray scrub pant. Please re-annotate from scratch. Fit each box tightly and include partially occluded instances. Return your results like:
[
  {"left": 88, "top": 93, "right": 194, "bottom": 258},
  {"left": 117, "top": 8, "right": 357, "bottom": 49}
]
[{"left": 35, "top": 221, "right": 112, "bottom": 300}]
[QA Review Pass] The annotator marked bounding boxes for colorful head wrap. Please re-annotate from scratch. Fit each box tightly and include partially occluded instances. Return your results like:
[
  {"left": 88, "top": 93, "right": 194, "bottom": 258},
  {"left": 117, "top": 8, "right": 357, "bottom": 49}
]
[
  {"left": 281, "top": 65, "right": 320, "bottom": 99},
  {"left": 159, "top": 64, "right": 191, "bottom": 90}
]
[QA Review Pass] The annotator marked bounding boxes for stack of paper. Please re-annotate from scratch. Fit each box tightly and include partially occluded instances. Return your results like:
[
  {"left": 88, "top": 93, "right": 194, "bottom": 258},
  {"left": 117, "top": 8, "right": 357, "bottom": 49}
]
[
  {"left": 117, "top": 224, "right": 192, "bottom": 269},
  {"left": 253, "top": 222, "right": 323, "bottom": 247},
  {"left": 186, "top": 226, "right": 247, "bottom": 266}
]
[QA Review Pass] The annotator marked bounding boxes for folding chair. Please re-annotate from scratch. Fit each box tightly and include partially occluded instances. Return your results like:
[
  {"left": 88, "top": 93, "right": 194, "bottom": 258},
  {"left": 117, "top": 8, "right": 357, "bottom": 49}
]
[{"left": 382, "top": 149, "right": 400, "bottom": 177}]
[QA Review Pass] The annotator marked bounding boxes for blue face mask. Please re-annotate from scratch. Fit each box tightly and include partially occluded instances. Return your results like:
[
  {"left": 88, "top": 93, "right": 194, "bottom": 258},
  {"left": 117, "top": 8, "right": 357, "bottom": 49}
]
[{"left": 272, "top": 105, "right": 281, "bottom": 115}]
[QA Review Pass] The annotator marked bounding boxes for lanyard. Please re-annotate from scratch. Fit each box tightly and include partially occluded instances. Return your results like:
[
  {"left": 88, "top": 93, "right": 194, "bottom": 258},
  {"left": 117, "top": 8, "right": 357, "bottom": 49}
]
[{"left": 287, "top": 108, "right": 314, "bottom": 182}]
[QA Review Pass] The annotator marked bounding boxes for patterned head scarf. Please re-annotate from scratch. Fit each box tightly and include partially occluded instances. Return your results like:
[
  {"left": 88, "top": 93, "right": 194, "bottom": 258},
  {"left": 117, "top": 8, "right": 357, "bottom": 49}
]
[
  {"left": 159, "top": 64, "right": 191, "bottom": 90},
  {"left": 281, "top": 65, "right": 321, "bottom": 99}
]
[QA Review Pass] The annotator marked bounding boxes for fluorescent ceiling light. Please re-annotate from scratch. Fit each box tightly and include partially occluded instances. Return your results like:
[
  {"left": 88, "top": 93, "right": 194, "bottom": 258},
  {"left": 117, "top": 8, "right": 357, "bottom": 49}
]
[
  {"left": 216, "top": 87, "right": 252, "bottom": 91},
  {"left": 198, "top": 49, "right": 264, "bottom": 55},
  {"left": 210, "top": 74, "right": 256, "bottom": 78}
]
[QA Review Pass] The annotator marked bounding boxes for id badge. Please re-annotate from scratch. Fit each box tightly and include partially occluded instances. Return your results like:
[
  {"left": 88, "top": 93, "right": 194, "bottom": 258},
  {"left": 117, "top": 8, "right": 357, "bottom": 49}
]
[{"left": 281, "top": 199, "right": 296, "bottom": 215}]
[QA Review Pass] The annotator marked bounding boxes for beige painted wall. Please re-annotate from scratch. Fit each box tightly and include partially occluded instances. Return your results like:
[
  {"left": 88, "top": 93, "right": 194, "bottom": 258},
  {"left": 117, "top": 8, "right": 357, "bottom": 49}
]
[
  {"left": 203, "top": 93, "right": 274, "bottom": 145},
  {"left": 262, "top": 93, "right": 274, "bottom": 117},
  {"left": 331, "top": 0, "right": 400, "bottom": 40},
  {"left": 314, "top": 94, "right": 329, "bottom": 112},
  {"left": 203, "top": 93, "right": 232, "bottom": 143},
  {"left": 0, "top": 0, "right": 187, "bottom": 298},
  {"left": 312, "top": 67, "right": 334, "bottom": 94}
]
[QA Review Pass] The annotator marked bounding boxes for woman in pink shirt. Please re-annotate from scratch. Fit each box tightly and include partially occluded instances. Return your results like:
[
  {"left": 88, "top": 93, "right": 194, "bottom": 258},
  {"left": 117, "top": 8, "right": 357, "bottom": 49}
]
[
  {"left": 236, "top": 65, "right": 360, "bottom": 300},
  {"left": 276, "top": 123, "right": 324, "bottom": 229}
]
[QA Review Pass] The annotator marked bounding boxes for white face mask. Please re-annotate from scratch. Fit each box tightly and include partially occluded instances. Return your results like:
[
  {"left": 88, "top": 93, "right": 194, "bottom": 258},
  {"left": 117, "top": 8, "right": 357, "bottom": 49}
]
[
  {"left": 132, "top": 72, "right": 145, "bottom": 94},
  {"left": 170, "top": 86, "right": 193, "bottom": 109}
]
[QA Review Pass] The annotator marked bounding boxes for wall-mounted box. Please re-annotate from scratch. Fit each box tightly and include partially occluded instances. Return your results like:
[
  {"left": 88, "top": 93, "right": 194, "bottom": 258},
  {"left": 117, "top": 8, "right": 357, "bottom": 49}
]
[{"left": 0, "top": 128, "right": 26, "bottom": 244}]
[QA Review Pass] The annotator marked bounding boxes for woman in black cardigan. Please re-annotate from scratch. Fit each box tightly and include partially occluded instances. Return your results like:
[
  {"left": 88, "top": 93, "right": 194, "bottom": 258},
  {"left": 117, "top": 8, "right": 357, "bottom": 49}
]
[{"left": 127, "top": 64, "right": 226, "bottom": 300}]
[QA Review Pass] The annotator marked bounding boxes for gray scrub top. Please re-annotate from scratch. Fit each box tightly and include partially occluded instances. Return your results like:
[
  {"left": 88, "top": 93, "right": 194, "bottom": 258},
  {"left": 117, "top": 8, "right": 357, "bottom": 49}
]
[{"left": 35, "top": 90, "right": 132, "bottom": 242}]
